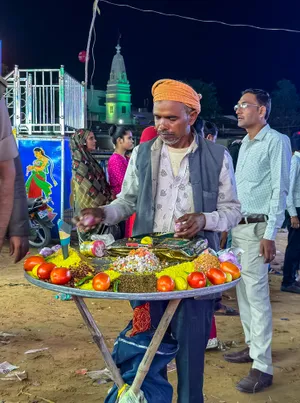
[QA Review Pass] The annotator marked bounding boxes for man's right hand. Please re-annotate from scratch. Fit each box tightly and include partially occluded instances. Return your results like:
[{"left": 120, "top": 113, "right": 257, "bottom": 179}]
[
  {"left": 73, "top": 208, "right": 105, "bottom": 232},
  {"left": 9, "top": 236, "right": 29, "bottom": 263},
  {"left": 291, "top": 216, "right": 300, "bottom": 229}
]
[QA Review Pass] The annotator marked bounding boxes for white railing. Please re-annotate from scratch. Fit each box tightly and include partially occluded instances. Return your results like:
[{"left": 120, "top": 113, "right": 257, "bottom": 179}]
[{"left": 4, "top": 66, "right": 85, "bottom": 135}]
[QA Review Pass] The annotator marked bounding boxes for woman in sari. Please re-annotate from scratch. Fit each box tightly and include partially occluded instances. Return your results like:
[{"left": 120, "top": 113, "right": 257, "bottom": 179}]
[
  {"left": 70, "top": 129, "right": 114, "bottom": 242},
  {"left": 25, "top": 147, "right": 57, "bottom": 198}
]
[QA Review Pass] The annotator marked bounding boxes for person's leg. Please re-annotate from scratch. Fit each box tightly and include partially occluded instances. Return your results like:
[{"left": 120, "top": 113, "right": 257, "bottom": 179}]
[
  {"left": 244, "top": 223, "right": 272, "bottom": 375},
  {"left": 171, "top": 298, "right": 214, "bottom": 403},
  {"left": 224, "top": 222, "right": 273, "bottom": 378},
  {"left": 231, "top": 226, "right": 252, "bottom": 345},
  {"left": 281, "top": 213, "right": 300, "bottom": 290}
]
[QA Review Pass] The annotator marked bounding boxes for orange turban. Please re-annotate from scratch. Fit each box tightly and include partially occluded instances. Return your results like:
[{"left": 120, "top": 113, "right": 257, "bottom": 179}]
[{"left": 152, "top": 79, "right": 201, "bottom": 114}]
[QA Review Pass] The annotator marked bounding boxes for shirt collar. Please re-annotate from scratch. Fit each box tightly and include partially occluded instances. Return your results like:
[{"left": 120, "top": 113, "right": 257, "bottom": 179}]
[
  {"left": 294, "top": 151, "right": 300, "bottom": 159},
  {"left": 242, "top": 124, "right": 270, "bottom": 143}
]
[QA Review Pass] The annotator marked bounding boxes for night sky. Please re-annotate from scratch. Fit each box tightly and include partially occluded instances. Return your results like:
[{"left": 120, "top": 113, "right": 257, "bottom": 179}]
[{"left": 1, "top": 0, "right": 300, "bottom": 114}]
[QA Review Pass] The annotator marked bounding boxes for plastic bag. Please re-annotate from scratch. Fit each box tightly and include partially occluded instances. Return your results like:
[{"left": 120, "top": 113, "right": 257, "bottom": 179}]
[{"left": 118, "top": 385, "right": 147, "bottom": 403}]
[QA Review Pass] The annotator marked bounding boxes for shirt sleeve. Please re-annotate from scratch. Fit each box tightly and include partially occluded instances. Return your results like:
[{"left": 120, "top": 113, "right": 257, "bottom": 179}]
[
  {"left": 203, "top": 150, "right": 242, "bottom": 232},
  {"left": 286, "top": 155, "right": 299, "bottom": 217},
  {"left": 264, "top": 135, "right": 291, "bottom": 240},
  {"left": 0, "top": 98, "right": 18, "bottom": 161},
  {"left": 103, "top": 147, "right": 139, "bottom": 224}
]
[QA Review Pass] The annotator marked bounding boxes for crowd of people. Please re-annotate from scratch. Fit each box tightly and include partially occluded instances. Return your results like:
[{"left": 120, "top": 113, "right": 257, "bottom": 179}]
[{"left": 1, "top": 73, "right": 300, "bottom": 402}]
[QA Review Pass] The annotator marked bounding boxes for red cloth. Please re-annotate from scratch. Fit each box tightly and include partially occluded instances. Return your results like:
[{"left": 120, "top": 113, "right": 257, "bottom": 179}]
[
  {"left": 209, "top": 315, "right": 217, "bottom": 339},
  {"left": 130, "top": 302, "right": 151, "bottom": 336},
  {"left": 128, "top": 213, "right": 136, "bottom": 237},
  {"left": 140, "top": 126, "right": 158, "bottom": 143}
]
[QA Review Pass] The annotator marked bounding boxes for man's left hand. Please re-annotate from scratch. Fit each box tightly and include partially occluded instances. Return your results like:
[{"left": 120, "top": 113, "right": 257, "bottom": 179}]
[
  {"left": 174, "top": 213, "right": 206, "bottom": 239},
  {"left": 9, "top": 236, "right": 29, "bottom": 263},
  {"left": 259, "top": 239, "right": 276, "bottom": 264}
]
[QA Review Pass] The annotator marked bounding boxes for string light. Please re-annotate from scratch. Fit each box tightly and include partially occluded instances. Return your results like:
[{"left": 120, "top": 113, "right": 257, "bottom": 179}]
[{"left": 99, "top": 0, "right": 300, "bottom": 34}]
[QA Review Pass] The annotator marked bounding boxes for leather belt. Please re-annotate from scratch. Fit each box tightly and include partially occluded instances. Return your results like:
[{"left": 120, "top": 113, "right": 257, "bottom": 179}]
[{"left": 239, "top": 215, "right": 268, "bottom": 225}]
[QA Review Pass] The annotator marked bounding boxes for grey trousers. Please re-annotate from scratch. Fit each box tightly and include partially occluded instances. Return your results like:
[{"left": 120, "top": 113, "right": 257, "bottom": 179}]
[{"left": 232, "top": 222, "right": 273, "bottom": 375}]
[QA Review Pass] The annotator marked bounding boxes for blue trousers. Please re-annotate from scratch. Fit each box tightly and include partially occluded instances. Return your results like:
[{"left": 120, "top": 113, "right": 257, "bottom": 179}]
[{"left": 133, "top": 298, "right": 214, "bottom": 403}]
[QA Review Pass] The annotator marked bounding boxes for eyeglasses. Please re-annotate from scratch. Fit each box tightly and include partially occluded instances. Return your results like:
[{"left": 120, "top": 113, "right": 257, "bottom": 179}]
[{"left": 233, "top": 102, "right": 260, "bottom": 112}]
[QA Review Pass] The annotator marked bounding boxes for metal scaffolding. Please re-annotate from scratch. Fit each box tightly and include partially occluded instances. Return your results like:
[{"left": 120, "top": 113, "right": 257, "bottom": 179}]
[{"left": 4, "top": 65, "right": 85, "bottom": 135}]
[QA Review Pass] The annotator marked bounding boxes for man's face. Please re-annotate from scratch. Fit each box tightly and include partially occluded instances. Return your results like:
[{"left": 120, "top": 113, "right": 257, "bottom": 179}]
[
  {"left": 235, "top": 93, "right": 265, "bottom": 129},
  {"left": 153, "top": 101, "right": 197, "bottom": 146}
]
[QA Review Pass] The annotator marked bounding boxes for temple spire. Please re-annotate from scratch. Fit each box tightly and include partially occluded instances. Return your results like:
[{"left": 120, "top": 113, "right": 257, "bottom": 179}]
[{"left": 106, "top": 37, "right": 132, "bottom": 124}]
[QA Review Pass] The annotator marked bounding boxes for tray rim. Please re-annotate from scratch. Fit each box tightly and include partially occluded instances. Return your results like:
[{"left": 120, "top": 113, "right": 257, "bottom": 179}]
[{"left": 24, "top": 272, "right": 240, "bottom": 301}]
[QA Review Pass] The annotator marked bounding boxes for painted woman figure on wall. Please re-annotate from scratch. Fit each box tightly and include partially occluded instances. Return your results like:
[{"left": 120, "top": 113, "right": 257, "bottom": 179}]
[{"left": 25, "top": 147, "right": 57, "bottom": 199}]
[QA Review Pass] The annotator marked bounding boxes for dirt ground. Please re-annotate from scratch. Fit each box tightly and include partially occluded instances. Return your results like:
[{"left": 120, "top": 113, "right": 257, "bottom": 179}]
[{"left": 1, "top": 231, "right": 300, "bottom": 403}]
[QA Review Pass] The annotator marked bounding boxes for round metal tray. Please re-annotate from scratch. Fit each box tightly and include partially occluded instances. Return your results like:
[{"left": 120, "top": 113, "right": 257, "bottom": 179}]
[{"left": 25, "top": 272, "right": 240, "bottom": 301}]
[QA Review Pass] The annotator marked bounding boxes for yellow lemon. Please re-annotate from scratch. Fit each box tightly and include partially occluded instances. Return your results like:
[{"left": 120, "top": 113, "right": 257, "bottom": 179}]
[
  {"left": 225, "top": 272, "right": 233, "bottom": 283},
  {"left": 31, "top": 264, "right": 40, "bottom": 279},
  {"left": 175, "top": 276, "right": 188, "bottom": 291},
  {"left": 79, "top": 281, "right": 94, "bottom": 290},
  {"left": 141, "top": 236, "right": 153, "bottom": 245}
]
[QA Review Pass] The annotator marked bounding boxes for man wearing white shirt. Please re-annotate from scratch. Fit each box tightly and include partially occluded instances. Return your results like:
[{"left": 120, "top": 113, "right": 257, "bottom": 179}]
[{"left": 224, "top": 88, "right": 291, "bottom": 393}]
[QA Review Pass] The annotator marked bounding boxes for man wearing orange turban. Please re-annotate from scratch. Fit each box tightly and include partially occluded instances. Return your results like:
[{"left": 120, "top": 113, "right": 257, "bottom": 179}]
[
  {"left": 152, "top": 79, "right": 202, "bottom": 114},
  {"left": 76, "top": 79, "right": 241, "bottom": 403}
]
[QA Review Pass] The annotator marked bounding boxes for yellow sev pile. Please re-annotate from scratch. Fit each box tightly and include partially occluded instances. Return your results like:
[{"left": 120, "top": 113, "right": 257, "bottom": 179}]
[{"left": 46, "top": 247, "right": 92, "bottom": 269}]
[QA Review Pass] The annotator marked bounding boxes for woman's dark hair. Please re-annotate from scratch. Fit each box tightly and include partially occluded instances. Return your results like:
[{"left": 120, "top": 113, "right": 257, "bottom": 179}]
[
  {"left": 291, "top": 136, "right": 300, "bottom": 152},
  {"left": 108, "top": 124, "right": 131, "bottom": 145},
  {"left": 203, "top": 121, "right": 218, "bottom": 138},
  {"left": 241, "top": 88, "right": 271, "bottom": 120},
  {"left": 34, "top": 147, "right": 45, "bottom": 155}
]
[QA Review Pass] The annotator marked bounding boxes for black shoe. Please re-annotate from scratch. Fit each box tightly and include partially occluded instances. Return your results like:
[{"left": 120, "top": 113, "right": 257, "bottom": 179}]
[
  {"left": 281, "top": 284, "right": 300, "bottom": 294},
  {"left": 224, "top": 347, "right": 253, "bottom": 363},
  {"left": 236, "top": 369, "right": 273, "bottom": 393}
]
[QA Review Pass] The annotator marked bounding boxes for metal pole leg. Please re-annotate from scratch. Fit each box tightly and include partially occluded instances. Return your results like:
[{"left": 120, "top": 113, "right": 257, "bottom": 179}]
[{"left": 72, "top": 296, "right": 124, "bottom": 389}]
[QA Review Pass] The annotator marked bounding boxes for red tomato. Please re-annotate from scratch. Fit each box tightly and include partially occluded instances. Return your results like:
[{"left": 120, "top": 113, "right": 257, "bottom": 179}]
[
  {"left": 24, "top": 256, "right": 45, "bottom": 271},
  {"left": 157, "top": 275, "right": 175, "bottom": 292},
  {"left": 37, "top": 263, "right": 56, "bottom": 280},
  {"left": 50, "top": 267, "right": 72, "bottom": 285},
  {"left": 187, "top": 272, "right": 206, "bottom": 288},
  {"left": 92, "top": 273, "right": 111, "bottom": 291},
  {"left": 220, "top": 261, "right": 241, "bottom": 280},
  {"left": 206, "top": 268, "right": 226, "bottom": 285}
]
